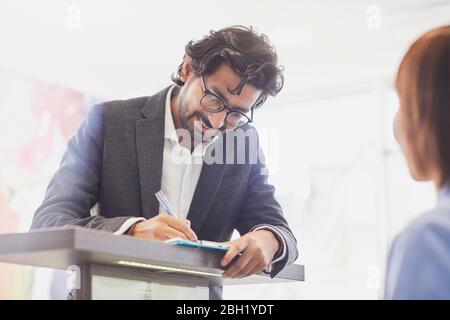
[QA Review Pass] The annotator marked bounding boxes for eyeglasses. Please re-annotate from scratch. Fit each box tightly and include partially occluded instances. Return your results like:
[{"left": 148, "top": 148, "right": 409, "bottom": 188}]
[{"left": 200, "top": 75, "right": 254, "bottom": 129}]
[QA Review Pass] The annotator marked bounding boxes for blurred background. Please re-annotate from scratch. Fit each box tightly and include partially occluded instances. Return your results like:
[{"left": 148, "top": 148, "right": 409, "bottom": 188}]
[{"left": 1, "top": 0, "right": 449, "bottom": 299}]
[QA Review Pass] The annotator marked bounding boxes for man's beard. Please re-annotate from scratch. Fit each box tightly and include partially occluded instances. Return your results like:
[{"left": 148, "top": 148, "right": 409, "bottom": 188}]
[{"left": 178, "top": 95, "right": 213, "bottom": 144}]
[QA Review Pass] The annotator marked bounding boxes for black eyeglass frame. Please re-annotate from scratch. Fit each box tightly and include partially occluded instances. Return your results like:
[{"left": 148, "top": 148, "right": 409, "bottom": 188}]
[{"left": 199, "top": 75, "right": 255, "bottom": 129}]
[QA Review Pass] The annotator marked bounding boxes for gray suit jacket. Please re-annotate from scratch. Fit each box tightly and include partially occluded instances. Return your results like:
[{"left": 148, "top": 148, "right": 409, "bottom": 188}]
[{"left": 31, "top": 86, "right": 299, "bottom": 283}]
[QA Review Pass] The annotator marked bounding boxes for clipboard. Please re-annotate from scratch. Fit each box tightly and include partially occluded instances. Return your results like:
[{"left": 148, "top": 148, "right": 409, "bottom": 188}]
[{"left": 164, "top": 237, "right": 230, "bottom": 252}]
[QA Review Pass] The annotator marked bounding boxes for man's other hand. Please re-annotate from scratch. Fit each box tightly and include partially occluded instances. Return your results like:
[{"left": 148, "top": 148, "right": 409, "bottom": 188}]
[{"left": 220, "top": 229, "right": 280, "bottom": 278}]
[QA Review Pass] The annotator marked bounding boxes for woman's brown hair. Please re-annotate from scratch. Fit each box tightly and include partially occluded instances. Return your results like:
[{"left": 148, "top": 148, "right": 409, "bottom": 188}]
[{"left": 396, "top": 26, "right": 450, "bottom": 187}]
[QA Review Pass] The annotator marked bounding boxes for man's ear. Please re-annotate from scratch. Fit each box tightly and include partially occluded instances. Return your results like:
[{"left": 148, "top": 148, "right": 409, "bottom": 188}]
[{"left": 180, "top": 56, "right": 193, "bottom": 83}]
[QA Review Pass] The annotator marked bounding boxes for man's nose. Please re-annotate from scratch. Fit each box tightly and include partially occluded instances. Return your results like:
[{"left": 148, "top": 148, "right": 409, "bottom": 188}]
[{"left": 207, "top": 112, "right": 226, "bottom": 129}]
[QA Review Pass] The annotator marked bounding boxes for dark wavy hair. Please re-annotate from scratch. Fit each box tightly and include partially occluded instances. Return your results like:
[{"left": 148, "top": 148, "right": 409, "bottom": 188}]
[{"left": 172, "top": 25, "right": 284, "bottom": 108}]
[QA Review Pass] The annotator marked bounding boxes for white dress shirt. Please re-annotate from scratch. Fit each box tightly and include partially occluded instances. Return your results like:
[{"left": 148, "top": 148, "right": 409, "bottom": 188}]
[{"left": 113, "top": 86, "right": 286, "bottom": 271}]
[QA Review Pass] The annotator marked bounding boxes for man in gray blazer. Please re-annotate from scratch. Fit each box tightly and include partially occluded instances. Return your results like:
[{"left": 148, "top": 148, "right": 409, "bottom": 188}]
[{"left": 31, "top": 26, "right": 298, "bottom": 297}]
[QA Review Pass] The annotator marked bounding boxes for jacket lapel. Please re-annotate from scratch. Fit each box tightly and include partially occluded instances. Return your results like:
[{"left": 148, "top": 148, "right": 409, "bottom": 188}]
[
  {"left": 135, "top": 85, "right": 226, "bottom": 231},
  {"left": 187, "top": 141, "right": 226, "bottom": 234},
  {"left": 135, "top": 87, "right": 169, "bottom": 219}
]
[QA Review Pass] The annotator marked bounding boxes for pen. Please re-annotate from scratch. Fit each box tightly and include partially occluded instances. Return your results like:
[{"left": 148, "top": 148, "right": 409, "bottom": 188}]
[
  {"left": 156, "top": 190, "right": 203, "bottom": 243},
  {"left": 155, "top": 190, "right": 179, "bottom": 219}
]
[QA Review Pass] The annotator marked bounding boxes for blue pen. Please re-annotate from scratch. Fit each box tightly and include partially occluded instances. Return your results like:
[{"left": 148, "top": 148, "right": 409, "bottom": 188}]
[
  {"left": 155, "top": 190, "right": 179, "bottom": 219},
  {"left": 156, "top": 191, "right": 206, "bottom": 244}
]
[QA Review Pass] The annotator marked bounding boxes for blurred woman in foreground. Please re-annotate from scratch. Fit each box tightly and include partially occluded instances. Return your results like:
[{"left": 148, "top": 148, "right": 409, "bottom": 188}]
[{"left": 386, "top": 26, "right": 450, "bottom": 299}]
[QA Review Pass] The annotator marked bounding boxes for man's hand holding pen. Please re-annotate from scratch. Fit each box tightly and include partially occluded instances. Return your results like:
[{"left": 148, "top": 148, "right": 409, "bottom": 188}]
[
  {"left": 129, "top": 214, "right": 198, "bottom": 242},
  {"left": 129, "top": 190, "right": 199, "bottom": 241}
]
